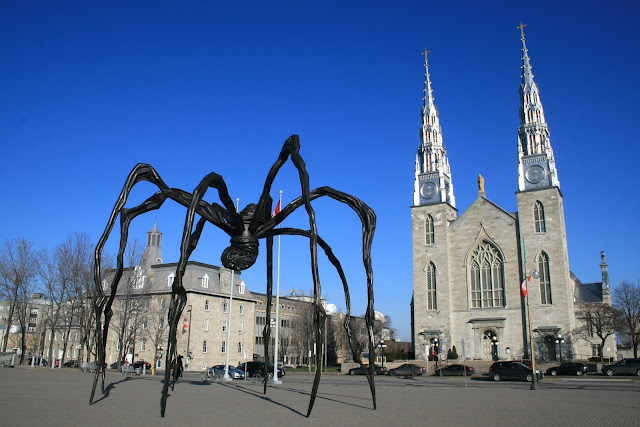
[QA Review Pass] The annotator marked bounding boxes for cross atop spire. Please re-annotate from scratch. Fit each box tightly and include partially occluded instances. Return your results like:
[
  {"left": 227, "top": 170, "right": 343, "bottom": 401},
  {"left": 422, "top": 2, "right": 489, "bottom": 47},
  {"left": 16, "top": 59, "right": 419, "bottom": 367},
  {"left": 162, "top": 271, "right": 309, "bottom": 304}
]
[
  {"left": 422, "top": 48, "right": 430, "bottom": 65},
  {"left": 517, "top": 22, "right": 527, "bottom": 39}
]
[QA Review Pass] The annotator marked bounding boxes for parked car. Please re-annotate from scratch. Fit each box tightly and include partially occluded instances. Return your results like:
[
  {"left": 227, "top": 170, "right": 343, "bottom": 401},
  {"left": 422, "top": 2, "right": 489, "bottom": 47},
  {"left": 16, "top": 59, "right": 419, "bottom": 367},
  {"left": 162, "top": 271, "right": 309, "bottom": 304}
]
[
  {"left": 388, "top": 363, "right": 424, "bottom": 376},
  {"left": 241, "top": 361, "right": 285, "bottom": 378},
  {"left": 348, "top": 364, "right": 387, "bottom": 375},
  {"left": 63, "top": 359, "right": 79, "bottom": 368},
  {"left": 28, "top": 357, "right": 48, "bottom": 366},
  {"left": 546, "top": 362, "right": 589, "bottom": 376},
  {"left": 132, "top": 360, "right": 151, "bottom": 370},
  {"left": 434, "top": 364, "right": 475, "bottom": 376},
  {"left": 601, "top": 358, "right": 640, "bottom": 376},
  {"left": 489, "top": 361, "right": 543, "bottom": 382},
  {"left": 109, "top": 362, "right": 120, "bottom": 369}
]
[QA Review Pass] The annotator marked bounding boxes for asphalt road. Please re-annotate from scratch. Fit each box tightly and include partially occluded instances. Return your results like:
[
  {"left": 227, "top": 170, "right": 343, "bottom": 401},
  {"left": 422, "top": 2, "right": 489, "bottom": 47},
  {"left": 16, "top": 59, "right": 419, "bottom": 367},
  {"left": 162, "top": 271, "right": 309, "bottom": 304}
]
[{"left": 1, "top": 366, "right": 639, "bottom": 426}]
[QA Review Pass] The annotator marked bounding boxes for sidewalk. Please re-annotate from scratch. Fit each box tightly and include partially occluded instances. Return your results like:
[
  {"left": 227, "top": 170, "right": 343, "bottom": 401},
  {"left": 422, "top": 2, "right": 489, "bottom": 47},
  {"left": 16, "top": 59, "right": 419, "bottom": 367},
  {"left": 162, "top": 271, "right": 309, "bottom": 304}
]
[{"left": 1, "top": 365, "right": 639, "bottom": 426}]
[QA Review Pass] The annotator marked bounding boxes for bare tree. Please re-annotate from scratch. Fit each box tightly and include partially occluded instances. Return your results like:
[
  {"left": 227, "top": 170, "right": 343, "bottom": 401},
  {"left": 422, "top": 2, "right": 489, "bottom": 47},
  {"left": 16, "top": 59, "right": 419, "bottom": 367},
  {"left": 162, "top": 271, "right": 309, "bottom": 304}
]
[
  {"left": 140, "top": 296, "right": 169, "bottom": 372},
  {"left": 613, "top": 281, "right": 640, "bottom": 358},
  {"left": 575, "top": 303, "right": 621, "bottom": 360},
  {"left": 290, "top": 304, "right": 314, "bottom": 366},
  {"left": 0, "top": 238, "right": 40, "bottom": 362},
  {"left": 111, "top": 239, "right": 144, "bottom": 368}
]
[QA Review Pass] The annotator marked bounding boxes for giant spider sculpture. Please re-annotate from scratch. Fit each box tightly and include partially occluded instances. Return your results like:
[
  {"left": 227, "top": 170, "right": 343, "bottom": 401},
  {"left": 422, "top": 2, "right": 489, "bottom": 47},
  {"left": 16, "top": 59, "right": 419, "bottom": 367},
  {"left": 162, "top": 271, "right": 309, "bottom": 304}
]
[{"left": 90, "top": 135, "right": 377, "bottom": 417}]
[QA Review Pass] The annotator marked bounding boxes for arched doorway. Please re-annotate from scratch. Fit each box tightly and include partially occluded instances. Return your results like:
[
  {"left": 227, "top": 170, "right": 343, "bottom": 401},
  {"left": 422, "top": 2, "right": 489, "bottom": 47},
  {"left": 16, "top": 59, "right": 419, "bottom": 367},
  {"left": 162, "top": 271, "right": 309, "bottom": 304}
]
[
  {"left": 482, "top": 330, "right": 499, "bottom": 361},
  {"left": 544, "top": 335, "right": 557, "bottom": 361}
]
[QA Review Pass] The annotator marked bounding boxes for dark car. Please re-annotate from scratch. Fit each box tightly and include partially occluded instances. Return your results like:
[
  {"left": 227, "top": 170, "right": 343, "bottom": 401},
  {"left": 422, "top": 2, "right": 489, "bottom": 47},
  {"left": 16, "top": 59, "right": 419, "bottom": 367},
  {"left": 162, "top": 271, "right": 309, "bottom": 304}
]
[
  {"left": 489, "top": 361, "right": 543, "bottom": 382},
  {"left": 601, "top": 358, "right": 640, "bottom": 376},
  {"left": 546, "top": 362, "right": 589, "bottom": 376},
  {"left": 388, "top": 363, "right": 424, "bottom": 376},
  {"left": 242, "top": 361, "right": 285, "bottom": 378},
  {"left": 132, "top": 360, "right": 151, "bottom": 370},
  {"left": 348, "top": 364, "right": 387, "bottom": 375},
  {"left": 63, "top": 359, "right": 79, "bottom": 368},
  {"left": 434, "top": 364, "right": 475, "bottom": 376}
]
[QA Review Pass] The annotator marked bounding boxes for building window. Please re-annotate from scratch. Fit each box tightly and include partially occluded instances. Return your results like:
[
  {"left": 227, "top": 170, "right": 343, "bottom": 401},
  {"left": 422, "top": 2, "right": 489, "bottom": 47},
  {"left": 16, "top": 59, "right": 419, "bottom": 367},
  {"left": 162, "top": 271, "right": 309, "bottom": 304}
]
[
  {"left": 161, "top": 298, "right": 166, "bottom": 310},
  {"left": 538, "top": 251, "right": 552, "bottom": 304},
  {"left": 223, "top": 301, "right": 228, "bottom": 313},
  {"left": 425, "top": 215, "right": 435, "bottom": 245},
  {"left": 221, "top": 341, "right": 226, "bottom": 353},
  {"left": 534, "top": 201, "right": 546, "bottom": 233},
  {"left": 201, "top": 273, "right": 209, "bottom": 288},
  {"left": 204, "top": 318, "right": 209, "bottom": 331},
  {"left": 168, "top": 273, "right": 175, "bottom": 287},
  {"left": 239, "top": 321, "right": 244, "bottom": 333},
  {"left": 239, "top": 304, "right": 244, "bottom": 315},
  {"left": 142, "top": 317, "right": 147, "bottom": 330},
  {"left": 238, "top": 342, "right": 243, "bottom": 353},
  {"left": 426, "top": 261, "right": 437, "bottom": 310},
  {"left": 222, "top": 320, "right": 227, "bottom": 332},
  {"left": 470, "top": 241, "right": 505, "bottom": 308},
  {"left": 203, "top": 340, "right": 208, "bottom": 353},
  {"left": 133, "top": 265, "right": 145, "bottom": 289},
  {"left": 204, "top": 299, "right": 209, "bottom": 311},
  {"left": 239, "top": 281, "right": 246, "bottom": 294},
  {"left": 141, "top": 338, "right": 146, "bottom": 351}
]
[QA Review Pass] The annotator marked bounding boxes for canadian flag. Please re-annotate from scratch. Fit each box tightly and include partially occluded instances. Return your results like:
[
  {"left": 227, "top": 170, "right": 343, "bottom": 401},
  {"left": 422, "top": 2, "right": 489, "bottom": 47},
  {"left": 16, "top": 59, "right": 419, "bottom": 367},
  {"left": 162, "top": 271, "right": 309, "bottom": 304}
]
[
  {"left": 521, "top": 277, "right": 528, "bottom": 298},
  {"left": 183, "top": 318, "right": 188, "bottom": 330},
  {"left": 273, "top": 200, "right": 281, "bottom": 217}
]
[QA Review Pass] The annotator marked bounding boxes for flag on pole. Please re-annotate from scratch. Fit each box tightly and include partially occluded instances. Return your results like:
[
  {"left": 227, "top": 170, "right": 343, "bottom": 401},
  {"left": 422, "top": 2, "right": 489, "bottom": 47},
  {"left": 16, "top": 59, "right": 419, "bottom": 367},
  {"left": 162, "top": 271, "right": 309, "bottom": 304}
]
[
  {"left": 521, "top": 277, "right": 528, "bottom": 298},
  {"left": 273, "top": 200, "right": 281, "bottom": 217}
]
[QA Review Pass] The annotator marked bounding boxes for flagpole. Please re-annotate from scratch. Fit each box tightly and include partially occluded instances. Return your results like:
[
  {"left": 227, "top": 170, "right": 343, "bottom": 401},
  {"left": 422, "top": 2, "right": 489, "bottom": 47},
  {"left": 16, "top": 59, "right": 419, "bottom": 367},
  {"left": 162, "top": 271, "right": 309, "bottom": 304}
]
[
  {"left": 522, "top": 238, "right": 538, "bottom": 390},
  {"left": 224, "top": 198, "right": 239, "bottom": 381},
  {"left": 273, "top": 190, "right": 283, "bottom": 384}
]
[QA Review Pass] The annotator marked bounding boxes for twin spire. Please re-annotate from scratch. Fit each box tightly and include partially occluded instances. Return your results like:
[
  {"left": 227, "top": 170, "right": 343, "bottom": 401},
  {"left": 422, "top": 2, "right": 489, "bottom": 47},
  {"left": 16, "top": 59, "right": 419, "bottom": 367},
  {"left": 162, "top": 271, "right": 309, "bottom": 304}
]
[
  {"left": 413, "top": 49, "right": 455, "bottom": 207},
  {"left": 413, "top": 23, "right": 560, "bottom": 207}
]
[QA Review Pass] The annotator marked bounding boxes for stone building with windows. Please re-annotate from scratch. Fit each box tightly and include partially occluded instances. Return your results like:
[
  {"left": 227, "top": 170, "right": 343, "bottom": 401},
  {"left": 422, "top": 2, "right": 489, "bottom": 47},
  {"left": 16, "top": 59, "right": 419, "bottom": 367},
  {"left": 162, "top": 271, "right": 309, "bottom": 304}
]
[
  {"left": 411, "top": 27, "right": 614, "bottom": 363},
  {"left": 103, "top": 222, "right": 258, "bottom": 371}
]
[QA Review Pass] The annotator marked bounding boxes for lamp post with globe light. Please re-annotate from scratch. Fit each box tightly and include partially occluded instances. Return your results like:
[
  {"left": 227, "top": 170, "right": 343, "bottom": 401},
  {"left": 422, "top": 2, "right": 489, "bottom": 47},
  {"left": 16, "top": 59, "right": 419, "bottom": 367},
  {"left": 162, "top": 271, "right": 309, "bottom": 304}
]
[{"left": 555, "top": 334, "right": 565, "bottom": 363}]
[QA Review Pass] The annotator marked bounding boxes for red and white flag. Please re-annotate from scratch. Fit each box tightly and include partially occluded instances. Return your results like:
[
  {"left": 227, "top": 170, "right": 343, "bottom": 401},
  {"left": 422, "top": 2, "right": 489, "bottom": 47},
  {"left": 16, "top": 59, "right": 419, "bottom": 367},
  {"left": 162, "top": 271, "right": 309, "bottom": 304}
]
[
  {"left": 272, "top": 200, "right": 281, "bottom": 217},
  {"left": 521, "top": 277, "right": 528, "bottom": 298}
]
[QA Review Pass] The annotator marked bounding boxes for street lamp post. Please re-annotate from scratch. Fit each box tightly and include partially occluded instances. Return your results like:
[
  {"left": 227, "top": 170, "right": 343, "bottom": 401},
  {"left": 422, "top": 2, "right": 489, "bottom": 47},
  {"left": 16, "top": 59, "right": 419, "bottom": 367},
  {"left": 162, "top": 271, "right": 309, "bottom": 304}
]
[
  {"left": 555, "top": 334, "right": 565, "bottom": 363},
  {"left": 431, "top": 338, "right": 440, "bottom": 371},
  {"left": 378, "top": 340, "right": 387, "bottom": 369},
  {"left": 491, "top": 336, "right": 499, "bottom": 361}
]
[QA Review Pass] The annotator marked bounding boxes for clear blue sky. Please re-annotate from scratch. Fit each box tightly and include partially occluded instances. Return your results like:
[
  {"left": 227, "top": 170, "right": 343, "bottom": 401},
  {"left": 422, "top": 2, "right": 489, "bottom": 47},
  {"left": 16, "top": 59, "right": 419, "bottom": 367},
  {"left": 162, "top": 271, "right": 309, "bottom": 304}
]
[{"left": 1, "top": 1, "right": 638, "bottom": 341}]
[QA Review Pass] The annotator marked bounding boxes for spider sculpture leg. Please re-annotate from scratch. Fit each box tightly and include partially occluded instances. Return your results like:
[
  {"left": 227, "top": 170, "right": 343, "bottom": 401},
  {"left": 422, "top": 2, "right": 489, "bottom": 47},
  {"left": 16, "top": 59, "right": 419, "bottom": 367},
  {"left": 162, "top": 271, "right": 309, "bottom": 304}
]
[
  {"left": 161, "top": 171, "right": 243, "bottom": 417},
  {"left": 262, "top": 191, "right": 377, "bottom": 413},
  {"left": 92, "top": 165, "right": 236, "bottom": 408},
  {"left": 252, "top": 135, "right": 377, "bottom": 416}
]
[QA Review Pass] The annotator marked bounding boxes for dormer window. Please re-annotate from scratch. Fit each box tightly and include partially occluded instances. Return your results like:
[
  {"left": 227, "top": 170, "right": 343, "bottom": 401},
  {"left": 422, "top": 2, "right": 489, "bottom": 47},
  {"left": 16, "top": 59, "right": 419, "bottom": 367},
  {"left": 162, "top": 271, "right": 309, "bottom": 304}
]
[
  {"left": 201, "top": 274, "right": 209, "bottom": 288},
  {"left": 133, "top": 266, "right": 145, "bottom": 289},
  {"left": 239, "top": 281, "right": 246, "bottom": 294},
  {"left": 168, "top": 273, "right": 175, "bottom": 287}
]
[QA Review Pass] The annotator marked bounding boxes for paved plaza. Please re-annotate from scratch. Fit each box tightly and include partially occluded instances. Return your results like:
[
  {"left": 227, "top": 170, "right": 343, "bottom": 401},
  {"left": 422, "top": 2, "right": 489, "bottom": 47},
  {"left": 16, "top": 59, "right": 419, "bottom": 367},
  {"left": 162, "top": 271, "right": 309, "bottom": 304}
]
[{"left": 1, "top": 366, "right": 639, "bottom": 426}]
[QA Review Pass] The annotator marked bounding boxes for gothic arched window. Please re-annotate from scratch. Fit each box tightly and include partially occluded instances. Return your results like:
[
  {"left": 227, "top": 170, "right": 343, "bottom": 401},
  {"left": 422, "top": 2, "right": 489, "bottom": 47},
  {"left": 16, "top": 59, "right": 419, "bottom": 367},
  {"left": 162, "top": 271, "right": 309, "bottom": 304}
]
[
  {"left": 426, "top": 215, "right": 435, "bottom": 245},
  {"left": 426, "top": 262, "right": 437, "bottom": 310},
  {"left": 469, "top": 241, "right": 505, "bottom": 308},
  {"left": 534, "top": 201, "right": 546, "bottom": 233},
  {"left": 538, "top": 251, "right": 552, "bottom": 304}
]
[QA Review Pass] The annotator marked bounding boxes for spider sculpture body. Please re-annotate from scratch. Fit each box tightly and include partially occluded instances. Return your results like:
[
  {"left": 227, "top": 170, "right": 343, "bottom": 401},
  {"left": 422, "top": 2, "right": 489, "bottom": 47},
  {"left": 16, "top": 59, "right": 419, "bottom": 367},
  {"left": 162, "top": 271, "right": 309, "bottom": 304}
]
[{"left": 90, "top": 135, "right": 377, "bottom": 417}]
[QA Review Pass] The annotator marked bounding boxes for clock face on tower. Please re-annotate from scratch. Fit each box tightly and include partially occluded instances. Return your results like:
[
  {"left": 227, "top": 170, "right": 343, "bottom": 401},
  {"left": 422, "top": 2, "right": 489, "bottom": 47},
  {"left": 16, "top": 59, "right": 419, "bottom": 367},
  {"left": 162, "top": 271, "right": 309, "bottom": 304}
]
[
  {"left": 420, "top": 182, "right": 438, "bottom": 200},
  {"left": 525, "top": 165, "right": 546, "bottom": 184}
]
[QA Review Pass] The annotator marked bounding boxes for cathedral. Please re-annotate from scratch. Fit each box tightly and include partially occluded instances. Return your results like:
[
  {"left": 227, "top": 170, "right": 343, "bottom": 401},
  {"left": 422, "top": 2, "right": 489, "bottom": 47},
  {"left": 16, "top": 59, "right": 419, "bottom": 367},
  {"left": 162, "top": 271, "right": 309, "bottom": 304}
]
[{"left": 410, "top": 26, "right": 614, "bottom": 363}]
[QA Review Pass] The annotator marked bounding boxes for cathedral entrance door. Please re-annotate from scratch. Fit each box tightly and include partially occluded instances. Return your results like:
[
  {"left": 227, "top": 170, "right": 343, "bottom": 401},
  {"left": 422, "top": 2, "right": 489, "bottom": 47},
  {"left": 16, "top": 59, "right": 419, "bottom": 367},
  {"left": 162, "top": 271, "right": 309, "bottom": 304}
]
[
  {"left": 482, "top": 330, "right": 498, "bottom": 361},
  {"left": 544, "top": 335, "right": 557, "bottom": 361}
]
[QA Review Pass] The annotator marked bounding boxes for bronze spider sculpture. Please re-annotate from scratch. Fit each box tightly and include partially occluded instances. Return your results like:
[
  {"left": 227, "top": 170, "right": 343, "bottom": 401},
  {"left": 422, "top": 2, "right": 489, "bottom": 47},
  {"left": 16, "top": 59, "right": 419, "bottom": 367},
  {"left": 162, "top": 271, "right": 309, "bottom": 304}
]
[{"left": 90, "top": 135, "right": 377, "bottom": 417}]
